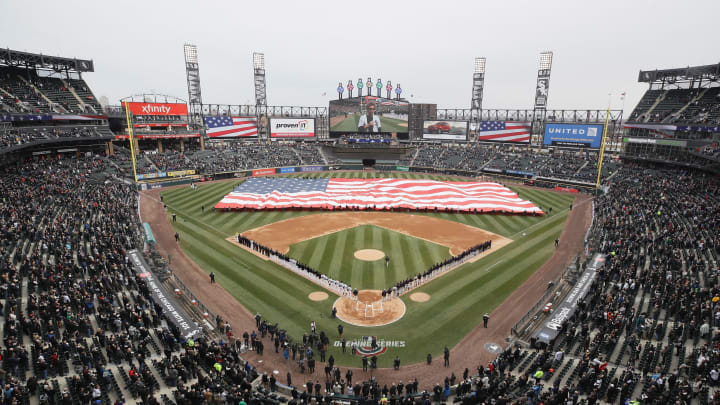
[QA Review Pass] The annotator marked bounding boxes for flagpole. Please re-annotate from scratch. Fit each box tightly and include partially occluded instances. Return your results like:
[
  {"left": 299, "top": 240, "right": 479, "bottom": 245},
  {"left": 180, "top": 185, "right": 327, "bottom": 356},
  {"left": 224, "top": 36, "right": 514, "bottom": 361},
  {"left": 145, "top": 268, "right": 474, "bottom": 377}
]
[
  {"left": 595, "top": 98, "right": 612, "bottom": 194},
  {"left": 124, "top": 103, "right": 139, "bottom": 183}
]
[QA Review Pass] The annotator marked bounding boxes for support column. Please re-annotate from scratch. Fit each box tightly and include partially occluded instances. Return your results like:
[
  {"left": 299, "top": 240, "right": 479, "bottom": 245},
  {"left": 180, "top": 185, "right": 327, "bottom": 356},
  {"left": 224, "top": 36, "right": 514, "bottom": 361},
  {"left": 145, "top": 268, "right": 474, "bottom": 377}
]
[
  {"left": 107, "top": 141, "right": 114, "bottom": 156},
  {"left": 200, "top": 136, "right": 205, "bottom": 151},
  {"left": 180, "top": 139, "right": 184, "bottom": 153},
  {"left": 157, "top": 139, "right": 163, "bottom": 153}
]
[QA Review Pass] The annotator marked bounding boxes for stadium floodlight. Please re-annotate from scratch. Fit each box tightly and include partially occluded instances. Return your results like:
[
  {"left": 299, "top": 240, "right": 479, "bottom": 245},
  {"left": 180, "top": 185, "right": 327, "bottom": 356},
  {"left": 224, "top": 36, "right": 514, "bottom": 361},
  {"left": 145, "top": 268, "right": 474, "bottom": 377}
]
[
  {"left": 474, "top": 57, "right": 486, "bottom": 74},
  {"left": 253, "top": 52, "right": 265, "bottom": 70},
  {"left": 183, "top": 44, "right": 198, "bottom": 64},
  {"left": 539, "top": 51, "right": 553, "bottom": 70}
]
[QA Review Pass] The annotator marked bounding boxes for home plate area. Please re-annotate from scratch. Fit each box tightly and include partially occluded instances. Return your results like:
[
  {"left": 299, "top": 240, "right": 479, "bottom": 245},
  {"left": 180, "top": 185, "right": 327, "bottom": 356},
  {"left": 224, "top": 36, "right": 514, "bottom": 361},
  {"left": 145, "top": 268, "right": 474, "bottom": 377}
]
[{"left": 334, "top": 290, "right": 406, "bottom": 327}]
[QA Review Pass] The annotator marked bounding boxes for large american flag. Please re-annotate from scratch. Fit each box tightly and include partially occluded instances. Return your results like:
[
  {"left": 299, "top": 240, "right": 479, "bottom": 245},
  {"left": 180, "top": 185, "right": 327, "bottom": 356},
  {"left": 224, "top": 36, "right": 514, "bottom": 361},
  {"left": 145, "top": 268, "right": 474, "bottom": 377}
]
[
  {"left": 479, "top": 121, "right": 531, "bottom": 143},
  {"left": 216, "top": 178, "right": 544, "bottom": 214},
  {"left": 204, "top": 116, "right": 258, "bottom": 138}
]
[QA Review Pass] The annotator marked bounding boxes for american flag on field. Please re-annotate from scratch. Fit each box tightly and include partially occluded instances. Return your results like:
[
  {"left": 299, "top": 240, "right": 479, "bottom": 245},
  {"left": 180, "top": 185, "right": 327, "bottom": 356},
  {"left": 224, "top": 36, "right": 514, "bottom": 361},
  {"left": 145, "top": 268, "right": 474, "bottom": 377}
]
[
  {"left": 216, "top": 178, "right": 544, "bottom": 214},
  {"left": 204, "top": 116, "right": 258, "bottom": 138},
  {"left": 478, "top": 121, "right": 531, "bottom": 143}
]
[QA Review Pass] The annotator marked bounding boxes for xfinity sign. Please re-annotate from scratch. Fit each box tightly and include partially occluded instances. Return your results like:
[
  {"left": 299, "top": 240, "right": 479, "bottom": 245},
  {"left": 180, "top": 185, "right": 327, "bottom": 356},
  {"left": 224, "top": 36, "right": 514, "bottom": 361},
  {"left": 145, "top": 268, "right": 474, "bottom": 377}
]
[
  {"left": 124, "top": 102, "right": 189, "bottom": 116},
  {"left": 543, "top": 123, "right": 604, "bottom": 148},
  {"left": 142, "top": 105, "right": 171, "bottom": 115}
]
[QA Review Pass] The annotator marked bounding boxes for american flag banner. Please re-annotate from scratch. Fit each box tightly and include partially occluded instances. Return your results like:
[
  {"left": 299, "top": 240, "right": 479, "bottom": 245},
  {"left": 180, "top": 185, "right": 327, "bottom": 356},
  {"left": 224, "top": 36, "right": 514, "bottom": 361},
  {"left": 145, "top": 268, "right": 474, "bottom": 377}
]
[
  {"left": 204, "top": 116, "right": 258, "bottom": 138},
  {"left": 216, "top": 178, "right": 544, "bottom": 214},
  {"left": 479, "top": 121, "right": 531, "bottom": 143}
]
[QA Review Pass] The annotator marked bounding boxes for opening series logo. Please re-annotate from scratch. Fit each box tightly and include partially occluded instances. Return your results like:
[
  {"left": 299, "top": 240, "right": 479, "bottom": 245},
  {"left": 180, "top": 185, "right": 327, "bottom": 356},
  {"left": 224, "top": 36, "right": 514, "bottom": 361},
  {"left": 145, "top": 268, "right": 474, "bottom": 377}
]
[{"left": 334, "top": 336, "right": 406, "bottom": 357}]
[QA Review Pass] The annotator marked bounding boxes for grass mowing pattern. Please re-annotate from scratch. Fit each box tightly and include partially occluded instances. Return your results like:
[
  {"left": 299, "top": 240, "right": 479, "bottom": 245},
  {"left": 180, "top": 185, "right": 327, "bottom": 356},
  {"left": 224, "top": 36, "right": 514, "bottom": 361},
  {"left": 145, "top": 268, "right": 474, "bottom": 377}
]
[
  {"left": 287, "top": 224, "right": 451, "bottom": 290},
  {"left": 161, "top": 172, "right": 575, "bottom": 367}
]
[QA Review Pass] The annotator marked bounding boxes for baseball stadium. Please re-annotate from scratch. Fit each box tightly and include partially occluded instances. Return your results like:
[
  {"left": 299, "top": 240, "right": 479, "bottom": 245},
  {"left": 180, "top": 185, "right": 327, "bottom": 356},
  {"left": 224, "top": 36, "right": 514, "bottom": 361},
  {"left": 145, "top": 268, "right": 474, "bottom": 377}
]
[{"left": 1, "top": 2, "right": 720, "bottom": 405}]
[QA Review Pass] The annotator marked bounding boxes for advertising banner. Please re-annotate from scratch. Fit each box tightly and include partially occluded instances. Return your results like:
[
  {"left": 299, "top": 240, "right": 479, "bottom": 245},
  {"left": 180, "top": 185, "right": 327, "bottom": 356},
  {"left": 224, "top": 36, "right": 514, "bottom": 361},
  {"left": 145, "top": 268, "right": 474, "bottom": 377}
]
[
  {"left": 270, "top": 118, "right": 315, "bottom": 138},
  {"left": 252, "top": 168, "right": 276, "bottom": 176},
  {"left": 300, "top": 166, "right": 324, "bottom": 172},
  {"left": 534, "top": 77, "right": 550, "bottom": 108},
  {"left": 423, "top": 120, "right": 468, "bottom": 141},
  {"left": 167, "top": 170, "right": 196, "bottom": 177},
  {"left": 123, "top": 102, "right": 188, "bottom": 116},
  {"left": 554, "top": 186, "right": 579, "bottom": 193},
  {"left": 137, "top": 170, "right": 196, "bottom": 181},
  {"left": 471, "top": 72, "right": 485, "bottom": 110},
  {"left": 127, "top": 250, "right": 203, "bottom": 339},
  {"left": 543, "top": 123, "right": 604, "bottom": 148},
  {"left": 535, "top": 254, "right": 605, "bottom": 343},
  {"left": 114, "top": 134, "right": 200, "bottom": 140},
  {"left": 482, "top": 168, "right": 503, "bottom": 174},
  {"left": 279, "top": 167, "right": 297, "bottom": 174},
  {"left": 623, "top": 137, "right": 687, "bottom": 147},
  {"left": 505, "top": 170, "right": 534, "bottom": 177},
  {"left": 395, "top": 166, "right": 410, "bottom": 172}
]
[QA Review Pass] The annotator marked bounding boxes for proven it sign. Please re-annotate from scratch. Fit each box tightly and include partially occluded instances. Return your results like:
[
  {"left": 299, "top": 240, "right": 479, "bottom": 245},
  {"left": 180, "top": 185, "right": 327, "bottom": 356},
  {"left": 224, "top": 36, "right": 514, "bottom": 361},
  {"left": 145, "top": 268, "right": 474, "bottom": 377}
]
[
  {"left": 270, "top": 118, "right": 315, "bottom": 138},
  {"left": 123, "top": 102, "right": 188, "bottom": 116}
]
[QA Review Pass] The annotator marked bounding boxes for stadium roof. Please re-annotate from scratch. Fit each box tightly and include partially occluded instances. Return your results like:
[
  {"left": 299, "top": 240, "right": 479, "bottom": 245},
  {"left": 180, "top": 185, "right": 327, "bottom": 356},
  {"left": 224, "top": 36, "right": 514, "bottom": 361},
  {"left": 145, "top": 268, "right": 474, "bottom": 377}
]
[
  {"left": 0, "top": 48, "right": 94, "bottom": 73},
  {"left": 638, "top": 63, "right": 720, "bottom": 84}
]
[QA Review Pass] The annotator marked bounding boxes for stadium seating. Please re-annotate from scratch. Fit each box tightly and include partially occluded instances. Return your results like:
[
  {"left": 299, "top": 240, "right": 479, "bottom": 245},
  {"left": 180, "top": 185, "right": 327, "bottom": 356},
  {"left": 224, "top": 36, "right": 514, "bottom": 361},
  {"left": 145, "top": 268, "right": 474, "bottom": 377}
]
[
  {"left": 0, "top": 66, "right": 102, "bottom": 114},
  {"left": 0, "top": 125, "right": 112, "bottom": 152},
  {"left": 628, "top": 87, "right": 720, "bottom": 125},
  {"left": 0, "top": 148, "right": 718, "bottom": 404}
]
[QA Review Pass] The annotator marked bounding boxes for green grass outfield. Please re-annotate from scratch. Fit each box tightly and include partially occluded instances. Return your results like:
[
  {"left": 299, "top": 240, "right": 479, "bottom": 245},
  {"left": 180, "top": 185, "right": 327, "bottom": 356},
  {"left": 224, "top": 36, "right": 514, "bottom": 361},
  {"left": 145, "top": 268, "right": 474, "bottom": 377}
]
[
  {"left": 331, "top": 113, "right": 408, "bottom": 133},
  {"left": 287, "top": 225, "right": 452, "bottom": 290},
  {"left": 161, "top": 172, "right": 575, "bottom": 367}
]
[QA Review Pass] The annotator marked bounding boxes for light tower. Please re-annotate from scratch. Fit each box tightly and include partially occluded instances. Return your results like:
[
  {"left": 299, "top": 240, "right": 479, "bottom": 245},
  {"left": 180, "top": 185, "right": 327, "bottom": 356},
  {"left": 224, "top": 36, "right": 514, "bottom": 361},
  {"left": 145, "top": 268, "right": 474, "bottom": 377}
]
[
  {"left": 532, "top": 51, "right": 553, "bottom": 146},
  {"left": 470, "top": 57, "right": 486, "bottom": 139},
  {"left": 183, "top": 44, "right": 203, "bottom": 129},
  {"left": 253, "top": 52, "right": 267, "bottom": 107}
]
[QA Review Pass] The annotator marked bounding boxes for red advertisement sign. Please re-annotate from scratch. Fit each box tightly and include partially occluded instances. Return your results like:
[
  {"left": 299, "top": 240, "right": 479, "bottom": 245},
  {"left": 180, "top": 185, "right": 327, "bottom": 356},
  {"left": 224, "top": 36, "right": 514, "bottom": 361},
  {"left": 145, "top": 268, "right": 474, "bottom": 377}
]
[
  {"left": 134, "top": 123, "right": 188, "bottom": 128},
  {"left": 114, "top": 133, "right": 200, "bottom": 139},
  {"left": 123, "top": 102, "right": 188, "bottom": 116},
  {"left": 252, "top": 168, "right": 276, "bottom": 176},
  {"left": 554, "top": 186, "right": 579, "bottom": 193}
]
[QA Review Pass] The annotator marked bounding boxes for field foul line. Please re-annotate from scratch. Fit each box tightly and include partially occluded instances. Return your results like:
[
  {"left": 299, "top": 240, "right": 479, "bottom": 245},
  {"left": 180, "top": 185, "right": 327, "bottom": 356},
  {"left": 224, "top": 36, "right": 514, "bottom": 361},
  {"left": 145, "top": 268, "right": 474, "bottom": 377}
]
[
  {"left": 508, "top": 196, "right": 592, "bottom": 240},
  {"left": 484, "top": 259, "right": 504, "bottom": 273},
  {"left": 144, "top": 194, "right": 230, "bottom": 237}
]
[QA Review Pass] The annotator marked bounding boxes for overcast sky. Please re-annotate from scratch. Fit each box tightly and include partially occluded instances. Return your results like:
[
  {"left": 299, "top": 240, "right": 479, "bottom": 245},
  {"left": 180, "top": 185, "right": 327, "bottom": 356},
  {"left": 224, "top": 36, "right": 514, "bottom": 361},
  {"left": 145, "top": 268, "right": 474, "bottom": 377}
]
[{"left": 2, "top": 0, "right": 718, "bottom": 114}]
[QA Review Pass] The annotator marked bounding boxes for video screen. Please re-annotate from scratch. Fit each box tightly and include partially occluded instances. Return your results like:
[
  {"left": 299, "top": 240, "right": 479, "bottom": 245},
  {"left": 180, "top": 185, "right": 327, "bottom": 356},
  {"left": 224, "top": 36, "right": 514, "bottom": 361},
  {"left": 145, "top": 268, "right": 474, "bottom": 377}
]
[
  {"left": 423, "top": 120, "right": 468, "bottom": 141},
  {"left": 329, "top": 96, "right": 409, "bottom": 136}
]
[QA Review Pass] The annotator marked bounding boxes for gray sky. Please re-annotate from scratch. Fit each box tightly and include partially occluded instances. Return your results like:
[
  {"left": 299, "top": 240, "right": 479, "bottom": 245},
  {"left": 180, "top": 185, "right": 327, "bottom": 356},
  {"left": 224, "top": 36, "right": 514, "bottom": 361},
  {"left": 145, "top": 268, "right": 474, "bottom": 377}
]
[{"left": 2, "top": 0, "right": 718, "bottom": 114}]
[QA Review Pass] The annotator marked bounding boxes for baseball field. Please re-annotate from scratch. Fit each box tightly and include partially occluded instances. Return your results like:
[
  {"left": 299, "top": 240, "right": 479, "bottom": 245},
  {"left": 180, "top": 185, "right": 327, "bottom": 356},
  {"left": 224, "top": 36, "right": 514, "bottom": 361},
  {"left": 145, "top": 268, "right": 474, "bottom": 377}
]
[
  {"left": 330, "top": 114, "right": 408, "bottom": 133},
  {"left": 160, "top": 171, "right": 575, "bottom": 367}
]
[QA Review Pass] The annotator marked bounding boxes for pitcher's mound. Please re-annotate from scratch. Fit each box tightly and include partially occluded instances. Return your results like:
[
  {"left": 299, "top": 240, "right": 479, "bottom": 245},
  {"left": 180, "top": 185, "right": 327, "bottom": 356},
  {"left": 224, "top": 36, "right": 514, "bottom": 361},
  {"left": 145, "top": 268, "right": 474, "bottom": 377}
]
[
  {"left": 410, "top": 292, "right": 431, "bottom": 302},
  {"left": 354, "top": 249, "right": 385, "bottom": 261},
  {"left": 334, "top": 290, "right": 406, "bottom": 327},
  {"left": 309, "top": 292, "right": 329, "bottom": 301}
]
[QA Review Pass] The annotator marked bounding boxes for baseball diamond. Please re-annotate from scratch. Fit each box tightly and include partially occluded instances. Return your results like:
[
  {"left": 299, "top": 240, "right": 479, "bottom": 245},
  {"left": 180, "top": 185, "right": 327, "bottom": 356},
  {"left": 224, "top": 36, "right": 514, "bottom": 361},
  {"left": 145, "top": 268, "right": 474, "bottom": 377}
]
[
  {"left": 5, "top": 9, "right": 720, "bottom": 404},
  {"left": 156, "top": 171, "right": 578, "bottom": 367}
]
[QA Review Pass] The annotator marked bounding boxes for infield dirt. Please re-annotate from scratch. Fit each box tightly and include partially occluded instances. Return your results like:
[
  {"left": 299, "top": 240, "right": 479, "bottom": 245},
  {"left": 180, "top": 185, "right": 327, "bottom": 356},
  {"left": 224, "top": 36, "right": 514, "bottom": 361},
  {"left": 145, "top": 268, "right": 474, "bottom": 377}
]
[{"left": 240, "top": 211, "right": 511, "bottom": 256}]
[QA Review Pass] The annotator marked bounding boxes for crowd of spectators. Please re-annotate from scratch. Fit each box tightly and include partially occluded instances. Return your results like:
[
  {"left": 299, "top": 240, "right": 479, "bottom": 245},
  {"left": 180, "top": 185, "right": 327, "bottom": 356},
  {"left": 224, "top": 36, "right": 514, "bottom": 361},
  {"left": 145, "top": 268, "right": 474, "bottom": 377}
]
[
  {"left": 505, "top": 163, "right": 720, "bottom": 405},
  {"left": 0, "top": 126, "right": 110, "bottom": 151},
  {"left": 0, "top": 156, "right": 284, "bottom": 405},
  {"left": 1, "top": 147, "right": 719, "bottom": 404},
  {"left": 628, "top": 87, "right": 720, "bottom": 126},
  {"left": 0, "top": 66, "right": 102, "bottom": 114}
]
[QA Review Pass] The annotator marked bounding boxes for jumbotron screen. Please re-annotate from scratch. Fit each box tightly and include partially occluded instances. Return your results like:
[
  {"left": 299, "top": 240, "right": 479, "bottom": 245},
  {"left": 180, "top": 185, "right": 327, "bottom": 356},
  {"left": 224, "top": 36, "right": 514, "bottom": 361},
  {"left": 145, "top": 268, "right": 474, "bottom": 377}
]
[{"left": 329, "top": 96, "right": 409, "bottom": 138}]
